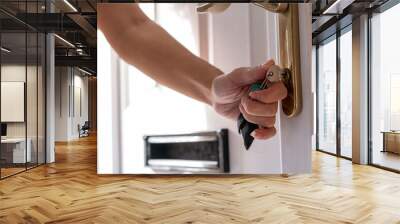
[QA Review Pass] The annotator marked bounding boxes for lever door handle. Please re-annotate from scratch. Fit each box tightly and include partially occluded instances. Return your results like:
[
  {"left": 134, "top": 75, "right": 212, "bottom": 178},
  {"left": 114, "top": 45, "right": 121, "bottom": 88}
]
[
  {"left": 277, "top": 4, "right": 302, "bottom": 117},
  {"left": 197, "top": 3, "right": 288, "bottom": 13},
  {"left": 252, "top": 3, "right": 288, "bottom": 13},
  {"left": 197, "top": 3, "right": 230, "bottom": 14},
  {"left": 197, "top": 3, "right": 302, "bottom": 117}
]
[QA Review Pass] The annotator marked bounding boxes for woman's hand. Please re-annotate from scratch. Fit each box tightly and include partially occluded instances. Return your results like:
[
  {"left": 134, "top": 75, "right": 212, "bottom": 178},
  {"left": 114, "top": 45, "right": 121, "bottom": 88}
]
[{"left": 211, "top": 60, "right": 287, "bottom": 140}]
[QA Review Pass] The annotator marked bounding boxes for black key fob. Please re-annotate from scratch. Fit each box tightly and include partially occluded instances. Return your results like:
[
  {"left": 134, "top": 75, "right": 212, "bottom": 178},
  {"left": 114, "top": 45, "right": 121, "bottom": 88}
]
[{"left": 237, "top": 65, "right": 285, "bottom": 150}]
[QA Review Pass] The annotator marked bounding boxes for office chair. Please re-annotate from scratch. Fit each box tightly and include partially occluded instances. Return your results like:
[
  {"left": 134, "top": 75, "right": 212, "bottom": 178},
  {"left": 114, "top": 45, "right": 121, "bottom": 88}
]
[{"left": 79, "top": 121, "right": 90, "bottom": 138}]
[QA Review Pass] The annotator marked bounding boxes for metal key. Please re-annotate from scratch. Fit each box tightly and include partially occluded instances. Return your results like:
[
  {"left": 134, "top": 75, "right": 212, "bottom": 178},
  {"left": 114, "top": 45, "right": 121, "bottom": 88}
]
[{"left": 238, "top": 65, "right": 287, "bottom": 150}]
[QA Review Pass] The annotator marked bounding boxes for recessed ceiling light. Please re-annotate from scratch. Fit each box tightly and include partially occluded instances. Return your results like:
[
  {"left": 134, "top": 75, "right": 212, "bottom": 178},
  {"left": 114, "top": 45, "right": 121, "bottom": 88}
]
[
  {"left": 54, "top": 34, "right": 75, "bottom": 48},
  {"left": 78, "top": 67, "right": 93, "bottom": 76},
  {"left": 63, "top": 0, "right": 78, "bottom": 12},
  {"left": 1, "top": 47, "right": 11, "bottom": 53},
  {"left": 323, "top": 0, "right": 355, "bottom": 15}
]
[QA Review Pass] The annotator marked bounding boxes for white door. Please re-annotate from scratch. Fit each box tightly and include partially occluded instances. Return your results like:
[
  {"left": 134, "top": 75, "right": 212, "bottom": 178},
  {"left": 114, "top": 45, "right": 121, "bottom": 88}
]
[
  {"left": 97, "top": 3, "right": 312, "bottom": 174},
  {"left": 203, "top": 3, "right": 312, "bottom": 173}
]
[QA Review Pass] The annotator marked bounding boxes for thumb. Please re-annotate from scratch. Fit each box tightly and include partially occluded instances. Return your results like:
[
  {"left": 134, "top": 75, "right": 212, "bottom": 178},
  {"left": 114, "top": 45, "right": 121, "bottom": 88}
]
[{"left": 233, "top": 60, "right": 275, "bottom": 86}]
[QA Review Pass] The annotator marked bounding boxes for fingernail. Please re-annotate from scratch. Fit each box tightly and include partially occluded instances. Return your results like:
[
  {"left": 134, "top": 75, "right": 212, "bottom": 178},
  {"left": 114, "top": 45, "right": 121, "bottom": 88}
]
[
  {"left": 250, "top": 131, "right": 257, "bottom": 138},
  {"left": 263, "top": 60, "right": 275, "bottom": 67},
  {"left": 249, "top": 92, "right": 257, "bottom": 98}
]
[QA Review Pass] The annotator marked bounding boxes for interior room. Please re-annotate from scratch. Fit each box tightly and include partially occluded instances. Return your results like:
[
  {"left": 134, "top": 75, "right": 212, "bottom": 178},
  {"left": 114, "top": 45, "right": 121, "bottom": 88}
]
[
  {"left": 0, "top": 0, "right": 97, "bottom": 180},
  {"left": 313, "top": 0, "right": 400, "bottom": 172},
  {"left": 0, "top": 1, "right": 400, "bottom": 223}
]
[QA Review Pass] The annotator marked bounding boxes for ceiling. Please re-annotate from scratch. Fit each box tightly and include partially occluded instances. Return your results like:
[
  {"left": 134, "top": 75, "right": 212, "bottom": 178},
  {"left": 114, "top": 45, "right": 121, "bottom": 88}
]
[
  {"left": 311, "top": 0, "right": 391, "bottom": 44},
  {"left": 0, "top": 0, "right": 97, "bottom": 75},
  {"left": 2, "top": 0, "right": 396, "bottom": 74}
]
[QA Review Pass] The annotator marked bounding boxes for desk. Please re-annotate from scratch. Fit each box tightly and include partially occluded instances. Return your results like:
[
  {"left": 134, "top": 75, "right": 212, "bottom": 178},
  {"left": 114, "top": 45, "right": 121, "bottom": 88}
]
[
  {"left": 382, "top": 131, "right": 400, "bottom": 154},
  {"left": 1, "top": 138, "right": 31, "bottom": 164}
]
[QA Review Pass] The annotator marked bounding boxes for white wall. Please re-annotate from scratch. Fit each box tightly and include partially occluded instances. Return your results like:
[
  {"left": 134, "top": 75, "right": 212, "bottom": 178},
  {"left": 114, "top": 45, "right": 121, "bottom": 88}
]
[
  {"left": 55, "top": 67, "right": 69, "bottom": 141},
  {"left": 1, "top": 65, "right": 39, "bottom": 138},
  {"left": 72, "top": 73, "right": 89, "bottom": 137},
  {"left": 1, "top": 65, "right": 27, "bottom": 138},
  {"left": 1, "top": 64, "right": 46, "bottom": 163},
  {"left": 55, "top": 67, "right": 89, "bottom": 141}
]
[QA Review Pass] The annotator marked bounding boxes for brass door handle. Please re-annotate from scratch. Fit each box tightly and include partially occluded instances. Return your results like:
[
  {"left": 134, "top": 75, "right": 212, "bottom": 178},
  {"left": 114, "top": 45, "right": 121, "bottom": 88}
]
[
  {"left": 197, "top": 3, "right": 302, "bottom": 117},
  {"left": 252, "top": 3, "right": 288, "bottom": 13},
  {"left": 197, "top": 3, "right": 230, "bottom": 14}
]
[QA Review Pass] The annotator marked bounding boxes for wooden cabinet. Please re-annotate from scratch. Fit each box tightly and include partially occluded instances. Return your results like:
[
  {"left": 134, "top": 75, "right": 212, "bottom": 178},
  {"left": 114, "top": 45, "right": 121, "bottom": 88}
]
[{"left": 382, "top": 132, "right": 400, "bottom": 154}]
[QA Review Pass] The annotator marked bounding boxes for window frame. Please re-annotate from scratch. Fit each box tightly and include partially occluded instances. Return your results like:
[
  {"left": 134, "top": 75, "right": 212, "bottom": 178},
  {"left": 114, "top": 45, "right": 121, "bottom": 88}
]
[{"left": 315, "top": 24, "right": 353, "bottom": 161}]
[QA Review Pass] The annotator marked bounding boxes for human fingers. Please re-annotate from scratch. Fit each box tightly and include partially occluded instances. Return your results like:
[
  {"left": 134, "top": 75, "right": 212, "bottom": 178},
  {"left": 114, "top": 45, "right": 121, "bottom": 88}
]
[
  {"left": 228, "top": 60, "right": 275, "bottom": 86},
  {"left": 239, "top": 104, "right": 276, "bottom": 128},
  {"left": 249, "top": 81, "right": 287, "bottom": 104},
  {"left": 241, "top": 95, "right": 278, "bottom": 117},
  {"left": 251, "top": 127, "right": 277, "bottom": 140}
]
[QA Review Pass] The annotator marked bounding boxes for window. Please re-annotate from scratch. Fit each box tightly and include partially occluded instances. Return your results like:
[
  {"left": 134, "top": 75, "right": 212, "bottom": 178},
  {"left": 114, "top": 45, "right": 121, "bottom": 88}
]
[
  {"left": 339, "top": 29, "right": 352, "bottom": 158},
  {"left": 370, "top": 2, "right": 400, "bottom": 171},
  {"left": 317, "top": 36, "right": 337, "bottom": 155},
  {"left": 390, "top": 75, "right": 400, "bottom": 130},
  {"left": 316, "top": 25, "right": 353, "bottom": 159}
]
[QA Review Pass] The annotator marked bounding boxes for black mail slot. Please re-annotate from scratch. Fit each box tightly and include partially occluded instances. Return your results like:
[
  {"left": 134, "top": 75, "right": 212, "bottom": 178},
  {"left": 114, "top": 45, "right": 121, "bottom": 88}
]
[{"left": 143, "top": 129, "right": 229, "bottom": 173}]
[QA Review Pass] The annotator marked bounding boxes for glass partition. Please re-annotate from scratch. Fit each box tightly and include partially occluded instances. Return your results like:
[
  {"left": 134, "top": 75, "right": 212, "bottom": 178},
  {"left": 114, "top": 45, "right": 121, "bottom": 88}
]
[
  {"left": 0, "top": 1, "right": 46, "bottom": 179},
  {"left": 317, "top": 36, "right": 337, "bottom": 155},
  {"left": 0, "top": 31, "right": 28, "bottom": 177}
]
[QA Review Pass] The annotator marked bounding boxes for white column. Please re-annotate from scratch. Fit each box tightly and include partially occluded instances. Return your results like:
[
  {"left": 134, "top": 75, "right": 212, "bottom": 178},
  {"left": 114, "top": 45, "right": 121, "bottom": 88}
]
[
  {"left": 352, "top": 14, "right": 369, "bottom": 164},
  {"left": 46, "top": 32, "right": 55, "bottom": 163}
]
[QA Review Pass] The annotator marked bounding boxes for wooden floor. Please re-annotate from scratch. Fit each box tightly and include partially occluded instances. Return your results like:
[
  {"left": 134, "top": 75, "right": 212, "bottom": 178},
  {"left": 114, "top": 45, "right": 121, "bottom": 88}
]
[
  {"left": 372, "top": 150, "right": 400, "bottom": 171},
  {"left": 1, "top": 167, "right": 26, "bottom": 178},
  {"left": 1, "top": 135, "right": 400, "bottom": 223},
  {"left": 1, "top": 163, "right": 42, "bottom": 178}
]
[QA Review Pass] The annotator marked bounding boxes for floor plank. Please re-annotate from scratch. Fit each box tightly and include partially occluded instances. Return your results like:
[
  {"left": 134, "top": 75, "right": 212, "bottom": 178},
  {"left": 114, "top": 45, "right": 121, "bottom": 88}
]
[{"left": 1, "top": 134, "right": 400, "bottom": 223}]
